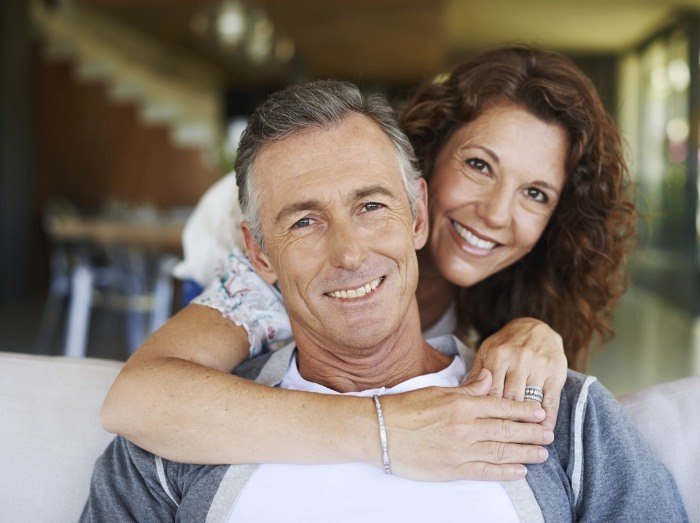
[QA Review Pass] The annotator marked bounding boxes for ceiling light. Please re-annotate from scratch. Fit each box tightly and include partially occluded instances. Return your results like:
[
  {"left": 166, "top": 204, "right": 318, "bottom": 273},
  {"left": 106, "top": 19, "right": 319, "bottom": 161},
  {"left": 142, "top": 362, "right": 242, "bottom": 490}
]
[{"left": 217, "top": 0, "right": 246, "bottom": 48}]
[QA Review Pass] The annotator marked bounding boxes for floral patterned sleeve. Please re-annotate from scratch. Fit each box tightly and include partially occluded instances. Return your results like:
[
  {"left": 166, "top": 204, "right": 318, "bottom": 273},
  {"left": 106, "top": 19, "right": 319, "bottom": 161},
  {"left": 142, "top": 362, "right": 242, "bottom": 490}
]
[{"left": 192, "top": 246, "right": 293, "bottom": 358}]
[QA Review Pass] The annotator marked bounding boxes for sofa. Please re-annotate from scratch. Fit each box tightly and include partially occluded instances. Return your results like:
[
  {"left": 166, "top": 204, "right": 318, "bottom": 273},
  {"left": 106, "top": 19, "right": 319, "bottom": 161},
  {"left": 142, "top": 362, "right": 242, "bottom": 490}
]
[{"left": 1, "top": 351, "right": 698, "bottom": 522}]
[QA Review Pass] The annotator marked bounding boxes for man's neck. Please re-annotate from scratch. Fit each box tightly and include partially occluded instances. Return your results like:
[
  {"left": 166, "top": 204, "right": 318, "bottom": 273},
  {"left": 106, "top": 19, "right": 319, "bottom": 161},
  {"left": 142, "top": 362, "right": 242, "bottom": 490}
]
[{"left": 293, "top": 300, "right": 452, "bottom": 393}]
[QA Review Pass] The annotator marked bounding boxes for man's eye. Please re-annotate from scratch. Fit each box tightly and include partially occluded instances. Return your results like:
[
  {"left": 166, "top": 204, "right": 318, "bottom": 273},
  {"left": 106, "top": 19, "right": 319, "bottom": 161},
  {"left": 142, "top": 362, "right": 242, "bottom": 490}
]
[
  {"left": 525, "top": 187, "right": 549, "bottom": 203},
  {"left": 466, "top": 158, "right": 490, "bottom": 174},
  {"left": 363, "top": 202, "right": 384, "bottom": 212},
  {"left": 292, "top": 217, "right": 313, "bottom": 229}
]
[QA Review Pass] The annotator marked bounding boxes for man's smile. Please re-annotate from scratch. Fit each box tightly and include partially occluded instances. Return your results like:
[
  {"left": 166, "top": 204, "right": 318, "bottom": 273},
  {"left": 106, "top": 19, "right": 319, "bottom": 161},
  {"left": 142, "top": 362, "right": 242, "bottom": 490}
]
[{"left": 325, "top": 276, "right": 384, "bottom": 300}]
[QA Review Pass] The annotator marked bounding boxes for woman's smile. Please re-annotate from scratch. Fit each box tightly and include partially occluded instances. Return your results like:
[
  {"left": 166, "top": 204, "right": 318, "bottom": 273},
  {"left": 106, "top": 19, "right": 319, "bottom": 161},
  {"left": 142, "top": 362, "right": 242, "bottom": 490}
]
[{"left": 450, "top": 219, "right": 500, "bottom": 255}]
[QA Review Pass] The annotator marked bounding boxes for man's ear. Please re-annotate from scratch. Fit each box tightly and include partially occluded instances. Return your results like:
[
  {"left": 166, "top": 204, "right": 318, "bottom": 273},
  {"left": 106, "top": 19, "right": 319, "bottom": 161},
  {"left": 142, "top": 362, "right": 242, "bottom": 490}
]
[
  {"left": 242, "top": 222, "right": 278, "bottom": 285},
  {"left": 412, "top": 178, "right": 430, "bottom": 250}
]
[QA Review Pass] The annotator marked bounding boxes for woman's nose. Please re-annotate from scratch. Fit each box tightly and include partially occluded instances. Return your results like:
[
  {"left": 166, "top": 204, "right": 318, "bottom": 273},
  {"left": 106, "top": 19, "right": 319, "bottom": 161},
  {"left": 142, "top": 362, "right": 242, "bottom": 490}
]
[{"left": 476, "top": 183, "right": 513, "bottom": 229}]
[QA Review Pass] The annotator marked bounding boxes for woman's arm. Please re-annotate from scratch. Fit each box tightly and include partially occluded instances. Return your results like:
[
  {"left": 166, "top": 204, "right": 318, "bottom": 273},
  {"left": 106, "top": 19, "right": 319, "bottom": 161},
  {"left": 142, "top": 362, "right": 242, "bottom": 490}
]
[{"left": 101, "top": 305, "right": 552, "bottom": 481}]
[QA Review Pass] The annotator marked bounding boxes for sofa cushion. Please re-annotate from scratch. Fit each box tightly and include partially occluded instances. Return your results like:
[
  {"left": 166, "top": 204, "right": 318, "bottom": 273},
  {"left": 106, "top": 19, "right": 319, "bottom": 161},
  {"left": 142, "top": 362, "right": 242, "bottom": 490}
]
[
  {"left": 0, "top": 352, "right": 122, "bottom": 523},
  {"left": 620, "top": 376, "right": 700, "bottom": 522}
]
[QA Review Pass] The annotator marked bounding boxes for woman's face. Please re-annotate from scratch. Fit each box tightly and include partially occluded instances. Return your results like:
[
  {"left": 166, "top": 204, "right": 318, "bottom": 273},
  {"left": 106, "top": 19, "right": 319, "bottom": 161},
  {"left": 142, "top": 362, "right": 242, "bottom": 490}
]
[{"left": 426, "top": 103, "right": 568, "bottom": 288}]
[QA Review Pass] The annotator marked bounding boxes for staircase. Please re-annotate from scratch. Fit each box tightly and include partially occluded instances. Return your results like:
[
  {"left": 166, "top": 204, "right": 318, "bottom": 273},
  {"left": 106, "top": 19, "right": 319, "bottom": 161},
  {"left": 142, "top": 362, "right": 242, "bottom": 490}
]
[{"left": 31, "top": 0, "right": 224, "bottom": 157}]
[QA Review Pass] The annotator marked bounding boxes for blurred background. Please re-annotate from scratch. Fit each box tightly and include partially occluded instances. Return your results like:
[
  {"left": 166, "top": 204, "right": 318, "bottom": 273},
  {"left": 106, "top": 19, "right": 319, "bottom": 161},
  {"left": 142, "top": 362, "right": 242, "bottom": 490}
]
[{"left": 2, "top": 0, "right": 700, "bottom": 395}]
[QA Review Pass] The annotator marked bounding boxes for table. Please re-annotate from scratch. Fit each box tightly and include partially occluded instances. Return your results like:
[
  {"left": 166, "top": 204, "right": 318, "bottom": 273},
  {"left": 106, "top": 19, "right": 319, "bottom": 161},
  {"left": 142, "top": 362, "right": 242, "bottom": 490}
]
[{"left": 39, "top": 214, "right": 186, "bottom": 357}]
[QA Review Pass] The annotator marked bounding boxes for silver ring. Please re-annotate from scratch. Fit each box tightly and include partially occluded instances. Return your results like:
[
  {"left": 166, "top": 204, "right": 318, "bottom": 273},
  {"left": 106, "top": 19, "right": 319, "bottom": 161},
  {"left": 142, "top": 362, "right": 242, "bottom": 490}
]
[{"left": 524, "top": 386, "right": 544, "bottom": 403}]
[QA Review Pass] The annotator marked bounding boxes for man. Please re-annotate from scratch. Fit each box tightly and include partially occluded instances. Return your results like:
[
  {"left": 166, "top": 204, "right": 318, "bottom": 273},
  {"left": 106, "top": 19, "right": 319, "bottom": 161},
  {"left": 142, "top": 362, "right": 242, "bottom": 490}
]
[{"left": 82, "top": 80, "right": 685, "bottom": 522}]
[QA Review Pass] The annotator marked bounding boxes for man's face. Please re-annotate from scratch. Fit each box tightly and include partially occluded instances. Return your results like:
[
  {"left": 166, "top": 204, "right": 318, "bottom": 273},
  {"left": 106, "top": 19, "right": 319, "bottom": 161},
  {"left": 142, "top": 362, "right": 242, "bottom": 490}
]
[{"left": 245, "top": 113, "right": 428, "bottom": 350}]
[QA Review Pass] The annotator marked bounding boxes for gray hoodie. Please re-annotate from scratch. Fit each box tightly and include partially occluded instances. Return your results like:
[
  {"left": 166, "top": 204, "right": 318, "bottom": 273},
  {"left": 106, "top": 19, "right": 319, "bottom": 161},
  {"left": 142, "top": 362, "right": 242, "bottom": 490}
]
[{"left": 81, "top": 336, "right": 687, "bottom": 522}]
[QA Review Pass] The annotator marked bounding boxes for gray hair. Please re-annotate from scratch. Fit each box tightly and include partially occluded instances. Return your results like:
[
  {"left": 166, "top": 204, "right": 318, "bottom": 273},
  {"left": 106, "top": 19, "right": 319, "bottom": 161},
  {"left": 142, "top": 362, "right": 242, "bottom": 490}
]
[{"left": 234, "top": 79, "right": 421, "bottom": 246}]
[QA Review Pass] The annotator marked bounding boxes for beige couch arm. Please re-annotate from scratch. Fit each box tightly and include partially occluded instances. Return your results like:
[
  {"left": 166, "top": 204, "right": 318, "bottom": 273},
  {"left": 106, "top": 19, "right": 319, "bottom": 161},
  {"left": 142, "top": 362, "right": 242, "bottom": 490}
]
[
  {"left": 0, "top": 352, "right": 121, "bottom": 522},
  {"left": 620, "top": 376, "right": 700, "bottom": 522}
]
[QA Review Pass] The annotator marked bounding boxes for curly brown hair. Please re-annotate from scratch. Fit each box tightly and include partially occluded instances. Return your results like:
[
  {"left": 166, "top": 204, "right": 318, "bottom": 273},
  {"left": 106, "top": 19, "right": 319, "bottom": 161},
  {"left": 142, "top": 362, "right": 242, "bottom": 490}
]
[{"left": 401, "top": 45, "right": 636, "bottom": 370}]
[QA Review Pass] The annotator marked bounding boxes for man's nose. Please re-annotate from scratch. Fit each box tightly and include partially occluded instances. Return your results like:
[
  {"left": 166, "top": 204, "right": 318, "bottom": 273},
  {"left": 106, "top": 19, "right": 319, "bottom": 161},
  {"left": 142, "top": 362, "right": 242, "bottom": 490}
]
[
  {"left": 476, "top": 183, "right": 513, "bottom": 229},
  {"left": 328, "top": 218, "right": 367, "bottom": 270}
]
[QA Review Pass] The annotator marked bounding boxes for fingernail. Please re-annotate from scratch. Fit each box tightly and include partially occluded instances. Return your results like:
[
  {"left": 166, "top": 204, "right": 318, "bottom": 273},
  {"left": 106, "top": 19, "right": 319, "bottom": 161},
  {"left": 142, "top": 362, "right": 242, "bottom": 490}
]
[
  {"left": 538, "top": 448, "right": 549, "bottom": 460},
  {"left": 476, "top": 369, "right": 488, "bottom": 382},
  {"left": 535, "top": 407, "right": 546, "bottom": 419},
  {"left": 516, "top": 465, "right": 528, "bottom": 477},
  {"left": 543, "top": 430, "right": 554, "bottom": 443}
]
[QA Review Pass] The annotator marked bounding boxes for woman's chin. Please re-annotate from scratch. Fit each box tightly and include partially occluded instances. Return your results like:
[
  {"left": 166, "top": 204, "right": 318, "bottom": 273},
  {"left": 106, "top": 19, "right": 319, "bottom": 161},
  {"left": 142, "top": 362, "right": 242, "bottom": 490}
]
[{"left": 438, "top": 260, "right": 493, "bottom": 288}]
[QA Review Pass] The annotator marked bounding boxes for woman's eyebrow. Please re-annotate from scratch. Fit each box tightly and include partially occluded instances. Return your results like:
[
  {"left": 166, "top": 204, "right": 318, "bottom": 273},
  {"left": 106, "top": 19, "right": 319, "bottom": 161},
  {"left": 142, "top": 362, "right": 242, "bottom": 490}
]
[
  {"left": 463, "top": 144, "right": 500, "bottom": 164},
  {"left": 533, "top": 180, "right": 562, "bottom": 195}
]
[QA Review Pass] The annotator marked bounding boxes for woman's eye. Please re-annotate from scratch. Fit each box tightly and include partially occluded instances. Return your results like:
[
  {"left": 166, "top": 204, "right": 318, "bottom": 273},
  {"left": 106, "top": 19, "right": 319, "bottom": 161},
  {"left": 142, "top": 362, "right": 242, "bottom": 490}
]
[
  {"left": 525, "top": 187, "right": 549, "bottom": 203},
  {"left": 291, "top": 217, "right": 313, "bottom": 229},
  {"left": 466, "top": 158, "right": 490, "bottom": 174}
]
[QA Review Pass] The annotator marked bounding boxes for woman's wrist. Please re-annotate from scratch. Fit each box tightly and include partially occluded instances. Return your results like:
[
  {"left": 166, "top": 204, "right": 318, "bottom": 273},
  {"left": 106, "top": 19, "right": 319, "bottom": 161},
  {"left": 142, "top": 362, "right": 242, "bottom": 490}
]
[{"left": 337, "top": 393, "right": 384, "bottom": 469}]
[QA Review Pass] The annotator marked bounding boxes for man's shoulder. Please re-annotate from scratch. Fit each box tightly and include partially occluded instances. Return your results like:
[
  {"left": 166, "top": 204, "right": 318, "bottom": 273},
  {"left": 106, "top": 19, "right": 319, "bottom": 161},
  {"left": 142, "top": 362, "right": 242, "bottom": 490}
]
[
  {"left": 561, "top": 370, "right": 619, "bottom": 409},
  {"left": 556, "top": 370, "right": 630, "bottom": 440},
  {"left": 233, "top": 341, "right": 296, "bottom": 383}
]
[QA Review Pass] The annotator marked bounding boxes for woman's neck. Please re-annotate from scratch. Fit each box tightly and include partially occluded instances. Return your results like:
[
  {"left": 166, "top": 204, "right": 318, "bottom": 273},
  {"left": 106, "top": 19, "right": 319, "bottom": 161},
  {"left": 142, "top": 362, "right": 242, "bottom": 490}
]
[{"left": 416, "top": 249, "right": 458, "bottom": 331}]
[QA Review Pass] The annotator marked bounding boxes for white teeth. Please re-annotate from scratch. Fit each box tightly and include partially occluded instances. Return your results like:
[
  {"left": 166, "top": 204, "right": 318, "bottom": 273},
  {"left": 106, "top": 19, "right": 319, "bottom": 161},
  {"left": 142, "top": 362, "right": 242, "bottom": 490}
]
[
  {"left": 452, "top": 221, "right": 497, "bottom": 250},
  {"left": 328, "top": 277, "right": 382, "bottom": 299}
]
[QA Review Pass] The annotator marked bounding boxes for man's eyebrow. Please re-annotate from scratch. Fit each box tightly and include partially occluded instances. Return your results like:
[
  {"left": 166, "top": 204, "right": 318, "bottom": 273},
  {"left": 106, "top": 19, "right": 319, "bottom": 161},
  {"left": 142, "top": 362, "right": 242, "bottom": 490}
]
[
  {"left": 351, "top": 185, "right": 398, "bottom": 202},
  {"left": 275, "top": 200, "right": 324, "bottom": 224}
]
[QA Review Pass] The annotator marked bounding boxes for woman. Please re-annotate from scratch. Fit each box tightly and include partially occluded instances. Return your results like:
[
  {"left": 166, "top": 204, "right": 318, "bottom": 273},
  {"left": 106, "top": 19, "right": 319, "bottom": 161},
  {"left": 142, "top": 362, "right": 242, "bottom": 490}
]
[
  {"left": 100, "top": 46, "right": 634, "bottom": 481},
  {"left": 405, "top": 48, "right": 633, "bottom": 371}
]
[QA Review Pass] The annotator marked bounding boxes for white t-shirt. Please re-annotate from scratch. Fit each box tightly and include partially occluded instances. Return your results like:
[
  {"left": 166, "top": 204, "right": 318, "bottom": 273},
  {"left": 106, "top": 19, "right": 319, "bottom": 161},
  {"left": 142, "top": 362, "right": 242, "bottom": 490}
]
[{"left": 228, "top": 352, "right": 518, "bottom": 522}]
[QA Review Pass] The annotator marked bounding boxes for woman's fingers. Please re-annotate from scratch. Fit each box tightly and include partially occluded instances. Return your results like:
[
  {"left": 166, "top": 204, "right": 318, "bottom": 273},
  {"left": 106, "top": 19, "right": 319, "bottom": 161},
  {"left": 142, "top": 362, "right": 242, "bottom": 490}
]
[
  {"left": 503, "top": 368, "right": 560, "bottom": 431},
  {"left": 502, "top": 368, "right": 528, "bottom": 402},
  {"left": 469, "top": 440, "right": 549, "bottom": 465},
  {"left": 541, "top": 376, "right": 563, "bottom": 431},
  {"left": 473, "top": 418, "right": 554, "bottom": 446},
  {"left": 486, "top": 361, "right": 508, "bottom": 398},
  {"left": 458, "top": 462, "right": 529, "bottom": 481},
  {"left": 485, "top": 397, "right": 546, "bottom": 424}
]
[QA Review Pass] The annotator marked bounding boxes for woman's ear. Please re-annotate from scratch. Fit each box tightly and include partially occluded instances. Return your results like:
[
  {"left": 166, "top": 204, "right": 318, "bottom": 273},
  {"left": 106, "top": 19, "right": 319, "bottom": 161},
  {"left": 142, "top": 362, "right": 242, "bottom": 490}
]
[
  {"left": 412, "top": 178, "right": 430, "bottom": 250},
  {"left": 242, "top": 222, "right": 278, "bottom": 285}
]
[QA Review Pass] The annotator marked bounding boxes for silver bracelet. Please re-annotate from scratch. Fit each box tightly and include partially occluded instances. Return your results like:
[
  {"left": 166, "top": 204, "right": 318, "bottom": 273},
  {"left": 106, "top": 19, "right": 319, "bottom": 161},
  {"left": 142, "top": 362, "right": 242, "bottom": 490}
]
[{"left": 372, "top": 395, "right": 391, "bottom": 474}]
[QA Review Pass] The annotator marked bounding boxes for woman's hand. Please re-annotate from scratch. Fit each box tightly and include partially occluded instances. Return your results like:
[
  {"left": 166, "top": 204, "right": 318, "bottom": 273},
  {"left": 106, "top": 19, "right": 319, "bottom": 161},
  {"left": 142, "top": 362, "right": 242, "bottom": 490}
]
[
  {"left": 378, "top": 369, "right": 553, "bottom": 482},
  {"left": 466, "top": 317, "right": 567, "bottom": 432}
]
